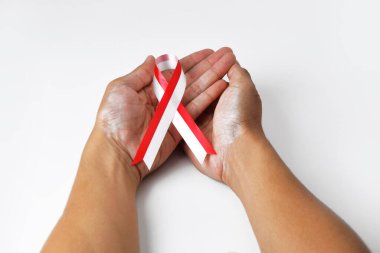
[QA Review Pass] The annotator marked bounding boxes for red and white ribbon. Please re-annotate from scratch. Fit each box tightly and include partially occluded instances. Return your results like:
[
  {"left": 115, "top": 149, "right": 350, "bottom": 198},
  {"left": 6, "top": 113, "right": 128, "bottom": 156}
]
[{"left": 132, "top": 54, "right": 216, "bottom": 169}]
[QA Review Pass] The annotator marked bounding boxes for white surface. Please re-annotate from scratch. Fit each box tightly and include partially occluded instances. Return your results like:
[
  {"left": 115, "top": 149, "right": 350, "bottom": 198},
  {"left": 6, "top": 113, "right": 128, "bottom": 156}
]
[{"left": 1, "top": 0, "right": 380, "bottom": 252}]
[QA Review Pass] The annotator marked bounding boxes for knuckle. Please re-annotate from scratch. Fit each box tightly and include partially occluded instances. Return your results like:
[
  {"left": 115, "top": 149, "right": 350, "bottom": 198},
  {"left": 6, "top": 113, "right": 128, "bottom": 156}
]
[
  {"left": 109, "top": 77, "right": 122, "bottom": 86},
  {"left": 187, "top": 101, "right": 199, "bottom": 118},
  {"left": 240, "top": 67, "right": 251, "bottom": 77},
  {"left": 106, "top": 80, "right": 117, "bottom": 91},
  {"left": 186, "top": 70, "right": 197, "bottom": 83},
  {"left": 190, "top": 82, "right": 202, "bottom": 96},
  {"left": 107, "top": 75, "right": 130, "bottom": 90}
]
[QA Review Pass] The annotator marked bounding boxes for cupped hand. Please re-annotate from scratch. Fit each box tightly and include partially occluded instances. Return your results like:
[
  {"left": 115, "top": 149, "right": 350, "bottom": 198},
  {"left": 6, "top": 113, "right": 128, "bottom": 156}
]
[
  {"left": 95, "top": 48, "right": 236, "bottom": 179},
  {"left": 183, "top": 61, "right": 264, "bottom": 183}
]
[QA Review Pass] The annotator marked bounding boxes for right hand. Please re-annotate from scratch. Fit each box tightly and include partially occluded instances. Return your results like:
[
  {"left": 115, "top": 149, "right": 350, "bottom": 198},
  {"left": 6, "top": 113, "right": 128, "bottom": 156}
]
[{"left": 183, "top": 61, "right": 265, "bottom": 185}]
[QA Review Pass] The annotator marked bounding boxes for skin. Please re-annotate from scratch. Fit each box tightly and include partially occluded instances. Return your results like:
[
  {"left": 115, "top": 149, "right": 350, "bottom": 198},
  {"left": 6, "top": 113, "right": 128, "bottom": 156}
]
[
  {"left": 42, "top": 48, "right": 235, "bottom": 253},
  {"left": 42, "top": 48, "right": 369, "bottom": 253},
  {"left": 184, "top": 62, "right": 370, "bottom": 252}
]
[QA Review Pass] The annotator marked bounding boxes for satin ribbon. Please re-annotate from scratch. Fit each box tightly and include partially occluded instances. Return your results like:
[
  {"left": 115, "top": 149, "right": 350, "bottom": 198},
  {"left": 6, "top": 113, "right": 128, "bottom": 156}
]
[{"left": 132, "top": 54, "right": 216, "bottom": 169}]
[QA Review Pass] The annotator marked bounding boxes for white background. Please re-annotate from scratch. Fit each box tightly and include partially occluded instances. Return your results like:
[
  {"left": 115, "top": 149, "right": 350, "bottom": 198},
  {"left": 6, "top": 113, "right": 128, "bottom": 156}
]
[{"left": 1, "top": 0, "right": 379, "bottom": 252}]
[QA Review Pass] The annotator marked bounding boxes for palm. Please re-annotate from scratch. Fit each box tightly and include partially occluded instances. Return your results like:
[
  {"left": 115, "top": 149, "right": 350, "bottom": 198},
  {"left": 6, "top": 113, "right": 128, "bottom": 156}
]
[
  {"left": 184, "top": 66, "right": 262, "bottom": 182},
  {"left": 97, "top": 48, "right": 236, "bottom": 177},
  {"left": 104, "top": 82, "right": 185, "bottom": 172},
  {"left": 184, "top": 87, "right": 240, "bottom": 182}
]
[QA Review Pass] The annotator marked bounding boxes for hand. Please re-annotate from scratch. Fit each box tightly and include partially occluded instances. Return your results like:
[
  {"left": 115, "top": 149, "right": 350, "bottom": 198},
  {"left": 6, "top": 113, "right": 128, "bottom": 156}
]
[
  {"left": 95, "top": 48, "right": 236, "bottom": 181},
  {"left": 183, "top": 61, "right": 264, "bottom": 184}
]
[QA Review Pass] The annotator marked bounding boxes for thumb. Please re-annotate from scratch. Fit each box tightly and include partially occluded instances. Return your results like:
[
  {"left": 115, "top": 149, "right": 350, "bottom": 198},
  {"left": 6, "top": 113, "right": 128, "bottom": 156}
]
[
  {"left": 227, "top": 62, "right": 252, "bottom": 82},
  {"left": 227, "top": 62, "right": 257, "bottom": 92},
  {"left": 130, "top": 55, "right": 156, "bottom": 85},
  {"left": 111, "top": 55, "right": 156, "bottom": 91}
]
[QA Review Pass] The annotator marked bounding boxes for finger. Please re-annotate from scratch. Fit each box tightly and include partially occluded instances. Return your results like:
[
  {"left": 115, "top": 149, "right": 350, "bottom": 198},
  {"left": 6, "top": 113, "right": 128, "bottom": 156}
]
[
  {"left": 185, "top": 79, "right": 228, "bottom": 119},
  {"left": 127, "top": 55, "right": 156, "bottom": 90},
  {"left": 161, "top": 49, "right": 214, "bottom": 81},
  {"left": 184, "top": 47, "right": 233, "bottom": 87},
  {"left": 166, "top": 79, "right": 224, "bottom": 146},
  {"left": 183, "top": 51, "right": 235, "bottom": 105},
  {"left": 111, "top": 55, "right": 156, "bottom": 90},
  {"left": 227, "top": 63, "right": 260, "bottom": 101},
  {"left": 227, "top": 63, "right": 254, "bottom": 88},
  {"left": 181, "top": 48, "right": 214, "bottom": 72}
]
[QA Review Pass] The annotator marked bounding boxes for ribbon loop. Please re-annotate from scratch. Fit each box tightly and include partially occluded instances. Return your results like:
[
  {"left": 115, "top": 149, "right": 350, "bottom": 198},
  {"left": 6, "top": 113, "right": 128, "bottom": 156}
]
[{"left": 132, "top": 54, "right": 216, "bottom": 169}]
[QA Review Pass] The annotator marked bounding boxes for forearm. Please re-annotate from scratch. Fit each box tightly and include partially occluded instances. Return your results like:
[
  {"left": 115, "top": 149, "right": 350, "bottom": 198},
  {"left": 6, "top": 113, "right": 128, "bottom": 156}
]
[
  {"left": 42, "top": 128, "right": 141, "bottom": 253},
  {"left": 226, "top": 132, "right": 369, "bottom": 253}
]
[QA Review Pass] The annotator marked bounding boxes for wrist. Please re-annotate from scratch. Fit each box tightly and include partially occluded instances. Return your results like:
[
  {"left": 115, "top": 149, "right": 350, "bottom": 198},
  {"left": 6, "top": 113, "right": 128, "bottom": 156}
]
[
  {"left": 80, "top": 127, "right": 141, "bottom": 190},
  {"left": 222, "top": 129, "right": 271, "bottom": 193}
]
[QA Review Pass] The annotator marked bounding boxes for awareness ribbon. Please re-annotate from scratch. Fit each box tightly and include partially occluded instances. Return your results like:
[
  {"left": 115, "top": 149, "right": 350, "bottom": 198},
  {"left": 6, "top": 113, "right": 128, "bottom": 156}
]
[{"left": 132, "top": 54, "right": 216, "bottom": 169}]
